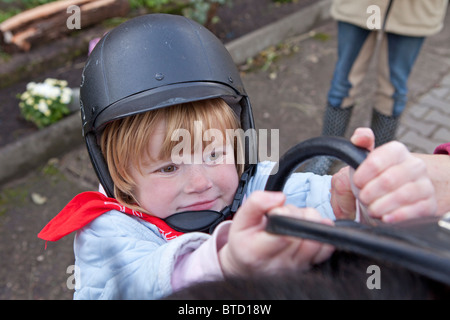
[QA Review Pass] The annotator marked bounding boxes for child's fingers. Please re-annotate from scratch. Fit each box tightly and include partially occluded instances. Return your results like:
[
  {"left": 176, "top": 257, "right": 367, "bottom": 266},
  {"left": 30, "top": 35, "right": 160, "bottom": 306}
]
[
  {"left": 232, "top": 191, "right": 286, "bottom": 231},
  {"left": 269, "top": 205, "right": 334, "bottom": 226},
  {"left": 311, "top": 241, "right": 335, "bottom": 265},
  {"left": 267, "top": 206, "right": 335, "bottom": 270},
  {"left": 331, "top": 167, "right": 357, "bottom": 219}
]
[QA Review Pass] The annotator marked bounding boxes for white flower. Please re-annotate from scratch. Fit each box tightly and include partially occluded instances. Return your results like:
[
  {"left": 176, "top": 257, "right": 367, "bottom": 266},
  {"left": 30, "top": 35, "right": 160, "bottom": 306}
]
[
  {"left": 62, "top": 87, "right": 72, "bottom": 95},
  {"left": 60, "top": 87, "right": 72, "bottom": 104},
  {"left": 48, "top": 86, "right": 61, "bottom": 99},
  {"left": 30, "top": 83, "right": 44, "bottom": 97},
  {"left": 37, "top": 100, "right": 50, "bottom": 116},
  {"left": 21, "top": 91, "right": 30, "bottom": 100},
  {"left": 26, "top": 82, "right": 36, "bottom": 91},
  {"left": 32, "top": 82, "right": 61, "bottom": 100},
  {"left": 44, "top": 78, "right": 57, "bottom": 86}
]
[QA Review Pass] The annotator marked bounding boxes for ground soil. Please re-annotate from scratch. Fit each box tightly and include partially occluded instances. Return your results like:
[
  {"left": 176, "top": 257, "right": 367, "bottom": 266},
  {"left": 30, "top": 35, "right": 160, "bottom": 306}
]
[{"left": 0, "top": 0, "right": 315, "bottom": 148}]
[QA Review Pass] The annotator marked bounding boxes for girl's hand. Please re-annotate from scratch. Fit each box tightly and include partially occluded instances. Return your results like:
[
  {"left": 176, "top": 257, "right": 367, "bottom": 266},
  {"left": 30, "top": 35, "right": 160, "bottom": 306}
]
[{"left": 219, "top": 191, "right": 334, "bottom": 277}]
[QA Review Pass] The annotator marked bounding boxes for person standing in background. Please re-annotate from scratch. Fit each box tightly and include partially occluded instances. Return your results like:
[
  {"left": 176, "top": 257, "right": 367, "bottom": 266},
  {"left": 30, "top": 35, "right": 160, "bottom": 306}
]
[{"left": 308, "top": 0, "right": 448, "bottom": 175}]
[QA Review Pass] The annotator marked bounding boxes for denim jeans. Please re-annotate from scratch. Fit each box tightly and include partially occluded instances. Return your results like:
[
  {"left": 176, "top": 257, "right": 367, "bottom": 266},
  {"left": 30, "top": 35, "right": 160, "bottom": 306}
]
[{"left": 327, "top": 21, "right": 425, "bottom": 116}]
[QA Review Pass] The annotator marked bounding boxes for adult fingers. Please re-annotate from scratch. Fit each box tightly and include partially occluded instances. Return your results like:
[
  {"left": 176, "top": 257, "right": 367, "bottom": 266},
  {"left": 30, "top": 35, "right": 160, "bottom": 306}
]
[
  {"left": 350, "top": 127, "right": 375, "bottom": 151},
  {"left": 353, "top": 141, "right": 409, "bottom": 189},
  {"left": 357, "top": 154, "right": 427, "bottom": 206},
  {"left": 380, "top": 196, "right": 438, "bottom": 223},
  {"left": 367, "top": 178, "right": 437, "bottom": 222}
]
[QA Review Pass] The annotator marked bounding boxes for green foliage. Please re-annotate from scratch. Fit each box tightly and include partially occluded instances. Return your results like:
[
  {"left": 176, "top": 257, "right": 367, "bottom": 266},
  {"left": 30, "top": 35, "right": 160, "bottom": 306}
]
[
  {"left": 0, "top": 8, "right": 20, "bottom": 23},
  {"left": 129, "top": 0, "right": 172, "bottom": 10},
  {"left": 2, "top": 0, "right": 57, "bottom": 9},
  {"left": 183, "top": 0, "right": 231, "bottom": 25},
  {"left": 0, "top": 48, "right": 11, "bottom": 62},
  {"left": 0, "top": 0, "right": 57, "bottom": 23},
  {"left": 312, "top": 32, "right": 331, "bottom": 42},
  {"left": 0, "top": 185, "right": 28, "bottom": 216},
  {"left": 22, "top": 0, "right": 56, "bottom": 8},
  {"left": 1, "top": 0, "right": 233, "bottom": 27},
  {"left": 129, "top": 0, "right": 232, "bottom": 26}
]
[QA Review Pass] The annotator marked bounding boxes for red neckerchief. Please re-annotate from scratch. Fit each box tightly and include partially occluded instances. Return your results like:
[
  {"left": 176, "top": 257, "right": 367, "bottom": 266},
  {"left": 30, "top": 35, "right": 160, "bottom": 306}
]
[{"left": 38, "top": 191, "right": 184, "bottom": 244}]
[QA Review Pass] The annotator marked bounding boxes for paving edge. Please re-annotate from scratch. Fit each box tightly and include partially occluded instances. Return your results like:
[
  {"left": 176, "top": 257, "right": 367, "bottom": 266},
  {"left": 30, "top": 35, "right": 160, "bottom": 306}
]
[
  {"left": 0, "top": 0, "right": 332, "bottom": 186},
  {"left": 226, "top": 0, "right": 332, "bottom": 65}
]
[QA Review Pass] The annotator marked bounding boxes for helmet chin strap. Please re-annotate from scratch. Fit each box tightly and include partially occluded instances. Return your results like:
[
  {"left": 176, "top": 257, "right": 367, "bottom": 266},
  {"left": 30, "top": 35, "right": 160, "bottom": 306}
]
[
  {"left": 230, "top": 165, "right": 255, "bottom": 213},
  {"left": 213, "top": 165, "right": 256, "bottom": 231},
  {"left": 85, "top": 132, "right": 115, "bottom": 198}
]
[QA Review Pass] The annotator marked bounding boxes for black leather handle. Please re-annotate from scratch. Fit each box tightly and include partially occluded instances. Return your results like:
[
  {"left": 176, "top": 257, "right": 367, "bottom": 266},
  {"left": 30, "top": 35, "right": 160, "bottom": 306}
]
[{"left": 264, "top": 136, "right": 369, "bottom": 191}]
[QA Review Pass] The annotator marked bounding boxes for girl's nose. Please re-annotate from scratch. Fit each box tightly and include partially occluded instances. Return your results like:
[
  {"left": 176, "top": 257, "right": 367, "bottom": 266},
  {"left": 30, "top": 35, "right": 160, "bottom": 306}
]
[{"left": 184, "top": 165, "right": 213, "bottom": 194}]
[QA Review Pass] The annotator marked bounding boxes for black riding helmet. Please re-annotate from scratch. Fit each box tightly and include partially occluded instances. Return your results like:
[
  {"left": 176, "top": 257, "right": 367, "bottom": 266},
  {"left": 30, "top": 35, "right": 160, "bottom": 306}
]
[{"left": 80, "top": 14, "right": 257, "bottom": 232}]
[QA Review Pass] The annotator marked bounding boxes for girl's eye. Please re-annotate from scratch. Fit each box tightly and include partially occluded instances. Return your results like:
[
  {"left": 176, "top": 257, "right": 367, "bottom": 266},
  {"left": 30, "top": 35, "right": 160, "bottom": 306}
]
[
  {"left": 205, "top": 150, "right": 224, "bottom": 164},
  {"left": 209, "top": 151, "right": 220, "bottom": 160},
  {"left": 158, "top": 165, "right": 177, "bottom": 173}
]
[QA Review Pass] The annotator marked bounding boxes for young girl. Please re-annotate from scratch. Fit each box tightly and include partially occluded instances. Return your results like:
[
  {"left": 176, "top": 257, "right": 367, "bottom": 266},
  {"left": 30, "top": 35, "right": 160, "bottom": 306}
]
[{"left": 38, "top": 14, "right": 437, "bottom": 299}]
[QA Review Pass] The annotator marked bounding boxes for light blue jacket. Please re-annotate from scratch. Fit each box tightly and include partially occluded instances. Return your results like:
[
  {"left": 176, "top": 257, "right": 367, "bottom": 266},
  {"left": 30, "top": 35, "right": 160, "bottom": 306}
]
[{"left": 73, "top": 161, "right": 333, "bottom": 299}]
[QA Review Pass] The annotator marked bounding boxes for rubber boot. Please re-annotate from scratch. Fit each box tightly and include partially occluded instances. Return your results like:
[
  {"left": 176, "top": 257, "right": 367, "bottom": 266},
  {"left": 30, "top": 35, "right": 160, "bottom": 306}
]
[
  {"left": 305, "top": 104, "right": 353, "bottom": 175},
  {"left": 370, "top": 108, "right": 400, "bottom": 147}
]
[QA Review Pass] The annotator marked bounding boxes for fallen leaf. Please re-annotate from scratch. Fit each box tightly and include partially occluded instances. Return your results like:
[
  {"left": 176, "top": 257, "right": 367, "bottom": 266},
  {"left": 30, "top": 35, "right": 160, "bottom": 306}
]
[{"left": 31, "top": 192, "right": 47, "bottom": 205}]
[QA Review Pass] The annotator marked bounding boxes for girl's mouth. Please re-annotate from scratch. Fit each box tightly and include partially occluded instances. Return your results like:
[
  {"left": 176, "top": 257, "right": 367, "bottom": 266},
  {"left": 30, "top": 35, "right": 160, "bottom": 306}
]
[{"left": 178, "top": 199, "right": 218, "bottom": 211}]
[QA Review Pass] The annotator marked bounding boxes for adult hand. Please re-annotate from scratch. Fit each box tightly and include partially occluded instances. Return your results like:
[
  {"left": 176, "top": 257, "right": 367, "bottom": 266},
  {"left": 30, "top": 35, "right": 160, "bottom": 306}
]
[{"left": 331, "top": 128, "right": 437, "bottom": 223}]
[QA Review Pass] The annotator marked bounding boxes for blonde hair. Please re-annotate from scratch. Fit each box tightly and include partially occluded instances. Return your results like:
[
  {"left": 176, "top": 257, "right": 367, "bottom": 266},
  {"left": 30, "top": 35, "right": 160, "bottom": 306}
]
[{"left": 100, "top": 98, "right": 243, "bottom": 212}]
